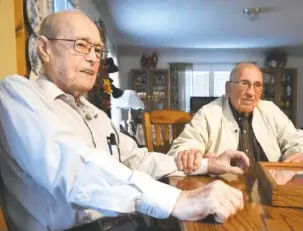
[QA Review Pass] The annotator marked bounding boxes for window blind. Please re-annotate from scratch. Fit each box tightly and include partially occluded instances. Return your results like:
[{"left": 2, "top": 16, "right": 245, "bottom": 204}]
[{"left": 184, "top": 64, "right": 233, "bottom": 111}]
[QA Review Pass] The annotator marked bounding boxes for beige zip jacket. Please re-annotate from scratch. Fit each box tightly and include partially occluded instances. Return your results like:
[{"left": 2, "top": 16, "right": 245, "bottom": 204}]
[{"left": 168, "top": 96, "right": 303, "bottom": 161}]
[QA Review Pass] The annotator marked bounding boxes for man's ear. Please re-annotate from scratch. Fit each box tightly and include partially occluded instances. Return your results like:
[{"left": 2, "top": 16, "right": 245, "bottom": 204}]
[{"left": 37, "top": 36, "right": 50, "bottom": 63}]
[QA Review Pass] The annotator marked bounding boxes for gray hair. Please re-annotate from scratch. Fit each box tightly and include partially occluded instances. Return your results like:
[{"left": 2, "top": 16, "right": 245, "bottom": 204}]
[{"left": 229, "top": 62, "right": 261, "bottom": 81}]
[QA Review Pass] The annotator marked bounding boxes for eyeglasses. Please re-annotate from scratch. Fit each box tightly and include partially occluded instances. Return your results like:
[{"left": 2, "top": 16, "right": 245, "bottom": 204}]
[
  {"left": 47, "top": 38, "right": 108, "bottom": 59},
  {"left": 229, "top": 80, "right": 263, "bottom": 93}
]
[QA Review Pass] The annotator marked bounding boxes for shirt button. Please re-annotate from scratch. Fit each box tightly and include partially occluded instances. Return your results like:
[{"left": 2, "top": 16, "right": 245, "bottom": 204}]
[
  {"left": 244, "top": 130, "right": 247, "bottom": 133},
  {"left": 246, "top": 149, "right": 248, "bottom": 153},
  {"left": 85, "top": 114, "right": 92, "bottom": 120}
]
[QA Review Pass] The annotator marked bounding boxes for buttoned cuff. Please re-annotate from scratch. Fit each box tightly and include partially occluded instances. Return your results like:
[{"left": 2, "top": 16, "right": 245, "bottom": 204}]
[
  {"left": 190, "top": 158, "right": 208, "bottom": 175},
  {"left": 131, "top": 171, "right": 181, "bottom": 219}
]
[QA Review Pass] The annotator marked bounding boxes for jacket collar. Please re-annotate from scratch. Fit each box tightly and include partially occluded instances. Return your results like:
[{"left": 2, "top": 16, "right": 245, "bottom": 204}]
[
  {"left": 228, "top": 99, "right": 253, "bottom": 122},
  {"left": 222, "top": 96, "right": 275, "bottom": 161},
  {"left": 222, "top": 96, "right": 239, "bottom": 128}
]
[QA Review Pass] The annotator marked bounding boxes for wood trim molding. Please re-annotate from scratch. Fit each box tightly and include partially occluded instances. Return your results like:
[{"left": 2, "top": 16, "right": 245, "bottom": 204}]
[{"left": 14, "top": 0, "right": 28, "bottom": 76}]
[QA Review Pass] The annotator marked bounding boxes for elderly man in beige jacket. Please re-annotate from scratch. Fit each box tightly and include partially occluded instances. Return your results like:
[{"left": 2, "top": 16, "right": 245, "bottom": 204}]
[{"left": 168, "top": 63, "right": 303, "bottom": 174}]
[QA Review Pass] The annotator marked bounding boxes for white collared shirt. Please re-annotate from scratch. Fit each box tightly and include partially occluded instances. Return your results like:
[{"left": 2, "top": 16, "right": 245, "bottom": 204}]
[{"left": 0, "top": 75, "right": 181, "bottom": 231}]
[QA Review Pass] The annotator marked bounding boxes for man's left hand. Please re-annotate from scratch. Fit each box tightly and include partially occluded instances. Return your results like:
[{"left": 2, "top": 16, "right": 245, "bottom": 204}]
[
  {"left": 284, "top": 153, "right": 303, "bottom": 163},
  {"left": 207, "top": 150, "right": 250, "bottom": 175}
]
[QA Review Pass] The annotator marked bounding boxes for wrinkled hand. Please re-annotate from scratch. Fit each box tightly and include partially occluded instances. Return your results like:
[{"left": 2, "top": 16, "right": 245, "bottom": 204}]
[
  {"left": 208, "top": 150, "right": 250, "bottom": 175},
  {"left": 176, "top": 149, "right": 203, "bottom": 174},
  {"left": 171, "top": 180, "right": 244, "bottom": 223},
  {"left": 284, "top": 153, "right": 303, "bottom": 163}
]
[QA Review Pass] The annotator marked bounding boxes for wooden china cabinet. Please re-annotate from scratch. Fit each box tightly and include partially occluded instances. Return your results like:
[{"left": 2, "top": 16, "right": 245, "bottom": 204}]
[
  {"left": 130, "top": 69, "right": 170, "bottom": 111},
  {"left": 261, "top": 68, "right": 297, "bottom": 126}
]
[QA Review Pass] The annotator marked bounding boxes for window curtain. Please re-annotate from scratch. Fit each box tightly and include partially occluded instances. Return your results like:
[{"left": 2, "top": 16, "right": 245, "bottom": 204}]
[{"left": 169, "top": 63, "right": 193, "bottom": 111}]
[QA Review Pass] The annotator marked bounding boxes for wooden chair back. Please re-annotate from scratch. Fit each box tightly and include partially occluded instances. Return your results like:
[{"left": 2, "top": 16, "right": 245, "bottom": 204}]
[
  {"left": 0, "top": 207, "right": 8, "bottom": 231},
  {"left": 143, "top": 110, "right": 193, "bottom": 153},
  {"left": 0, "top": 180, "right": 9, "bottom": 231}
]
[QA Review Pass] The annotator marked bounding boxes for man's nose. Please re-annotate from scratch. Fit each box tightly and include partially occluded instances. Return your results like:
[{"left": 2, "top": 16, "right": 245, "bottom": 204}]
[
  {"left": 246, "top": 84, "right": 256, "bottom": 96},
  {"left": 85, "top": 48, "right": 98, "bottom": 64}
]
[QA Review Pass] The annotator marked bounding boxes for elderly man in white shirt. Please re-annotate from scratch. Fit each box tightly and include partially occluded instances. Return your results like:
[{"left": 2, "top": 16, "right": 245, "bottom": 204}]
[
  {"left": 0, "top": 10, "right": 248, "bottom": 231},
  {"left": 168, "top": 63, "right": 303, "bottom": 175}
]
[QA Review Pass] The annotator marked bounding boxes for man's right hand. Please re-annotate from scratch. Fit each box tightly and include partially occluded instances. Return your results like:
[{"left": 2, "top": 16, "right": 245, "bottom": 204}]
[{"left": 171, "top": 180, "right": 244, "bottom": 223}]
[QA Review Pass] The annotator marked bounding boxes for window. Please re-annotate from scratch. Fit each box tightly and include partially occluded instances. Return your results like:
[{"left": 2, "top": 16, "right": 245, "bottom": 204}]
[
  {"left": 184, "top": 71, "right": 210, "bottom": 112},
  {"left": 213, "top": 71, "right": 231, "bottom": 97},
  {"left": 184, "top": 64, "right": 232, "bottom": 112},
  {"left": 53, "top": 0, "right": 75, "bottom": 12}
]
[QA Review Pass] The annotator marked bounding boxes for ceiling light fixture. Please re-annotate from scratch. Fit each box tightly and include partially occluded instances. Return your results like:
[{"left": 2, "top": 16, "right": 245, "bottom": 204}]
[{"left": 243, "top": 7, "right": 261, "bottom": 21}]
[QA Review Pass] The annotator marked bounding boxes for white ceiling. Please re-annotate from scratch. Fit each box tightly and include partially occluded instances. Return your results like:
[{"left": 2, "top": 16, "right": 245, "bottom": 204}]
[{"left": 95, "top": 0, "right": 303, "bottom": 49}]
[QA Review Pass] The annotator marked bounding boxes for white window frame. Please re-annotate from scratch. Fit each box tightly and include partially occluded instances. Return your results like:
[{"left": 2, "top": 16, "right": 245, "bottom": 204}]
[
  {"left": 53, "top": 0, "right": 75, "bottom": 12},
  {"left": 184, "top": 64, "right": 233, "bottom": 111}
]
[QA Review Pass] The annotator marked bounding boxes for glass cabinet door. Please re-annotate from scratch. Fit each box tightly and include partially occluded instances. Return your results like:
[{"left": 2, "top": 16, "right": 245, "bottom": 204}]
[
  {"left": 280, "top": 70, "right": 295, "bottom": 120},
  {"left": 131, "top": 69, "right": 171, "bottom": 112},
  {"left": 262, "top": 68, "right": 297, "bottom": 125},
  {"left": 150, "top": 70, "right": 169, "bottom": 110},
  {"left": 132, "top": 70, "right": 150, "bottom": 110},
  {"left": 263, "top": 71, "right": 277, "bottom": 104}
]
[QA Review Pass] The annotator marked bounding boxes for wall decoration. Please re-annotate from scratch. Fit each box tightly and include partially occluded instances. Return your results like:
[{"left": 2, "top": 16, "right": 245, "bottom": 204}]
[
  {"left": 88, "top": 19, "right": 123, "bottom": 118},
  {"left": 140, "top": 52, "right": 158, "bottom": 68},
  {"left": 88, "top": 58, "right": 122, "bottom": 118},
  {"left": 264, "top": 50, "right": 287, "bottom": 68}
]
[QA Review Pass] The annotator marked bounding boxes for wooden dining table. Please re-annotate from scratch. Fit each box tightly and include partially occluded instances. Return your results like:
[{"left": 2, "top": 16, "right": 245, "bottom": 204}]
[{"left": 169, "top": 173, "right": 303, "bottom": 231}]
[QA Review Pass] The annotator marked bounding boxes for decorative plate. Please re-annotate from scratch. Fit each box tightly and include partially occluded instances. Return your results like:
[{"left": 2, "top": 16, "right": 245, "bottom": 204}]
[
  {"left": 28, "top": 33, "right": 42, "bottom": 76},
  {"left": 26, "top": 0, "right": 43, "bottom": 34}
]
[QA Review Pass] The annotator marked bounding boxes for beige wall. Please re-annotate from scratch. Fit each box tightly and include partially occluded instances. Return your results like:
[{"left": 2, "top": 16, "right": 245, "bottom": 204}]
[{"left": 0, "top": 0, "right": 17, "bottom": 79}]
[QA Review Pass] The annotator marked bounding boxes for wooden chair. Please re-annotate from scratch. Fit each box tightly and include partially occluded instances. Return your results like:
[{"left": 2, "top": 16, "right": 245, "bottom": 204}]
[
  {"left": 142, "top": 109, "right": 193, "bottom": 153},
  {"left": 0, "top": 183, "right": 9, "bottom": 231},
  {"left": 0, "top": 208, "right": 8, "bottom": 231}
]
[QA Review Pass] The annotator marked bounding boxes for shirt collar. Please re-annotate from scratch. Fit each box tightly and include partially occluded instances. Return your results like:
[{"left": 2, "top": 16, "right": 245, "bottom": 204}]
[
  {"left": 77, "top": 97, "right": 99, "bottom": 119},
  {"left": 36, "top": 75, "right": 99, "bottom": 118},
  {"left": 36, "top": 75, "right": 65, "bottom": 101}
]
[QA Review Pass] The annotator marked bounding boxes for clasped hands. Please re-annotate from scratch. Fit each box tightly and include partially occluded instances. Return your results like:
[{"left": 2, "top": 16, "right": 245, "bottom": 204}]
[
  {"left": 176, "top": 149, "right": 250, "bottom": 175},
  {"left": 171, "top": 149, "right": 249, "bottom": 224},
  {"left": 176, "top": 149, "right": 303, "bottom": 176}
]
